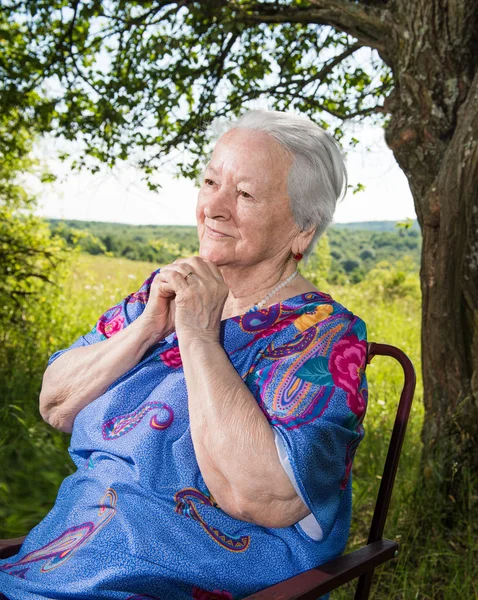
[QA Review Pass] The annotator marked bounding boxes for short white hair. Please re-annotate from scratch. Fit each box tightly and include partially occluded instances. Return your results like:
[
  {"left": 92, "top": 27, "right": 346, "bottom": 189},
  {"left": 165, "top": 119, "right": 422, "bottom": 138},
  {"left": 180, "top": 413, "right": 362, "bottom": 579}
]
[{"left": 208, "top": 110, "right": 347, "bottom": 262}]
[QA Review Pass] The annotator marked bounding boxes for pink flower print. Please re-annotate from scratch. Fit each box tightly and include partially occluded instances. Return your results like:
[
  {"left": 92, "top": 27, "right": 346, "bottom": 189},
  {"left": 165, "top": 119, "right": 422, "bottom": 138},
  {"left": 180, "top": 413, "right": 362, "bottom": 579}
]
[
  {"left": 342, "top": 384, "right": 367, "bottom": 419},
  {"left": 159, "top": 346, "right": 182, "bottom": 369},
  {"left": 329, "top": 334, "right": 367, "bottom": 417},
  {"left": 97, "top": 315, "right": 125, "bottom": 338},
  {"left": 192, "top": 587, "right": 234, "bottom": 600}
]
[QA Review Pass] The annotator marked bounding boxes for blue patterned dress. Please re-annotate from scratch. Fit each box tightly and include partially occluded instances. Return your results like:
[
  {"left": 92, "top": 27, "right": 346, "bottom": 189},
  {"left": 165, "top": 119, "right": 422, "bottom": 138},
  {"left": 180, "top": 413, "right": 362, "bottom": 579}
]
[{"left": 0, "top": 269, "right": 368, "bottom": 600}]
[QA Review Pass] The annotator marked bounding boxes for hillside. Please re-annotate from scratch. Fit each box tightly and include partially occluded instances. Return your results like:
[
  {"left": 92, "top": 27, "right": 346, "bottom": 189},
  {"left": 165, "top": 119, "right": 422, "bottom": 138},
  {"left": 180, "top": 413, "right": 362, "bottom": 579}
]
[{"left": 48, "top": 218, "right": 421, "bottom": 284}]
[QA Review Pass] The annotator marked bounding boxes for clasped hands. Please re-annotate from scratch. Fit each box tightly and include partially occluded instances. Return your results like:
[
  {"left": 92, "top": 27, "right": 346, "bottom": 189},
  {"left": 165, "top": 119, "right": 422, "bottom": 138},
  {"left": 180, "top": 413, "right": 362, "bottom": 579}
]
[{"left": 141, "top": 256, "right": 230, "bottom": 344}]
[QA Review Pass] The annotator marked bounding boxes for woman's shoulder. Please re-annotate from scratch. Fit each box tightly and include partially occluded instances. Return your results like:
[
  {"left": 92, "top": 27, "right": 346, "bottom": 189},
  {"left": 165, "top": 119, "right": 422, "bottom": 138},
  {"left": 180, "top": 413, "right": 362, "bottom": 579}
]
[
  {"left": 287, "top": 286, "right": 364, "bottom": 320},
  {"left": 281, "top": 288, "right": 367, "bottom": 346}
]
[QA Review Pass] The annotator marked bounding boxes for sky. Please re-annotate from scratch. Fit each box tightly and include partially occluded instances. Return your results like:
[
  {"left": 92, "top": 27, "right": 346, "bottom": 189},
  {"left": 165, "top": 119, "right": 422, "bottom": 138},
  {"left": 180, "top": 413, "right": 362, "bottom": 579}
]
[{"left": 30, "top": 121, "right": 416, "bottom": 227}]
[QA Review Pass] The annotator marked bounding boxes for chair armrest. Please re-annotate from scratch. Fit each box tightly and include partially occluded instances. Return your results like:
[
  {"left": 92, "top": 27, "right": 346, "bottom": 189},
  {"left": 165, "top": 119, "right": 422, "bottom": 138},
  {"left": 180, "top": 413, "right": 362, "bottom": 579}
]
[
  {"left": 242, "top": 539, "right": 398, "bottom": 599},
  {"left": 0, "top": 536, "right": 27, "bottom": 559}
]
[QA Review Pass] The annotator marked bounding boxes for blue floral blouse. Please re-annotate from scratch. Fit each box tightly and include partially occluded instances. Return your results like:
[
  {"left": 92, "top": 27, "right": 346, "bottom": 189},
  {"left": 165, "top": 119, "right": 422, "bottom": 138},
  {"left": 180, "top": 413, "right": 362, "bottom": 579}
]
[{"left": 0, "top": 268, "right": 368, "bottom": 600}]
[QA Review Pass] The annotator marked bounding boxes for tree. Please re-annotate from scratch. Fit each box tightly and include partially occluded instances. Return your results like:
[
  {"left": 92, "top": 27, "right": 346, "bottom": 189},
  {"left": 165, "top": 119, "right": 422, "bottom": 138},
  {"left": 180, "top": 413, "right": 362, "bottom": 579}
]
[
  {"left": 1, "top": 0, "right": 477, "bottom": 516},
  {"left": 0, "top": 118, "right": 75, "bottom": 535},
  {"left": 359, "top": 248, "right": 375, "bottom": 261},
  {"left": 341, "top": 257, "right": 361, "bottom": 273},
  {"left": 0, "top": 121, "right": 69, "bottom": 328}
]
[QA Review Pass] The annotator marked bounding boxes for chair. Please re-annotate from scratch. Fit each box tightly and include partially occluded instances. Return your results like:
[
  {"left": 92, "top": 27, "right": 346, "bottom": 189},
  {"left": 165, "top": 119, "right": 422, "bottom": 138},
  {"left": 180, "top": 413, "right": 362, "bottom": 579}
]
[{"left": 0, "top": 342, "right": 416, "bottom": 600}]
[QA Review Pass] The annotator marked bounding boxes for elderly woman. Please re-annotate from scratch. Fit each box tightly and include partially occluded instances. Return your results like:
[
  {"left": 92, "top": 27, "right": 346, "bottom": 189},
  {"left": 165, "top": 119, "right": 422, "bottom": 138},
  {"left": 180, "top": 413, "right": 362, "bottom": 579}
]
[{"left": 0, "top": 110, "right": 368, "bottom": 600}]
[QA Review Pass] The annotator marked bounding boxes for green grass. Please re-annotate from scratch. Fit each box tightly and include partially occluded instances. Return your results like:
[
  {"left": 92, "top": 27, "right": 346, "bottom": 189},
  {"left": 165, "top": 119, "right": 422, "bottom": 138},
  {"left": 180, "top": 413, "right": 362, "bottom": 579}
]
[
  {"left": 1, "top": 253, "right": 476, "bottom": 599},
  {"left": 63, "top": 253, "right": 160, "bottom": 337},
  {"left": 0, "top": 255, "right": 159, "bottom": 536}
]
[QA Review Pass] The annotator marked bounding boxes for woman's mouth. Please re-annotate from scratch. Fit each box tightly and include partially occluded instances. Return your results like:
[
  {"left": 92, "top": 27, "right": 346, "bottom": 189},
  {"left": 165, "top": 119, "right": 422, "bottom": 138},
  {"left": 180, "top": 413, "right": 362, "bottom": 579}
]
[{"left": 206, "top": 225, "right": 230, "bottom": 238}]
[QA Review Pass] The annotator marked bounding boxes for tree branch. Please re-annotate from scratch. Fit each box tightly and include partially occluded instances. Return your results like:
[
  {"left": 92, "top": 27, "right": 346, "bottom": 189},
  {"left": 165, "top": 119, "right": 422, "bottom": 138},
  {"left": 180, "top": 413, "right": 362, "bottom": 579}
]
[
  {"left": 291, "top": 41, "right": 363, "bottom": 87},
  {"left": 238, "top": 0, "right": 392, "bottom": 62}
]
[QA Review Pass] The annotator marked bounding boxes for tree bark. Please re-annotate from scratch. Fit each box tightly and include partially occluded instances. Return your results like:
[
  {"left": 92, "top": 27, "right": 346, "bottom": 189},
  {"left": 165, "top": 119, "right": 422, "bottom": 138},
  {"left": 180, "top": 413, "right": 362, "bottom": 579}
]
[
  {"left": 240, "top": 0, "right": 478, "bottom": 510},
  {"left": 382, "top": 0, "right": 478, "bottom": 512},
  {"left": 243, "top": 0, "right": 392, "bottom": 58}
]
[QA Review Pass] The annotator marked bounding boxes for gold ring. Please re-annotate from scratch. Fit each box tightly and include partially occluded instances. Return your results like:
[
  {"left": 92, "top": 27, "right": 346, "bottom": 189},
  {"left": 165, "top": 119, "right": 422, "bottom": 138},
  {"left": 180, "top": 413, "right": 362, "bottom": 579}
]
[{"left": 184, "top": 271, "right": 194, "bottom": 281}]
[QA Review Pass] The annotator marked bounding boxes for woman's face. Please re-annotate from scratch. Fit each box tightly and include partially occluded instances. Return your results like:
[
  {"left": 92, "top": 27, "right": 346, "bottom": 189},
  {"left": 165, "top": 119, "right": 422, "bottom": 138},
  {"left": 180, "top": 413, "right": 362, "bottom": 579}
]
[{"left": 196, "top": 128, "right": 302, "bottom": 268}]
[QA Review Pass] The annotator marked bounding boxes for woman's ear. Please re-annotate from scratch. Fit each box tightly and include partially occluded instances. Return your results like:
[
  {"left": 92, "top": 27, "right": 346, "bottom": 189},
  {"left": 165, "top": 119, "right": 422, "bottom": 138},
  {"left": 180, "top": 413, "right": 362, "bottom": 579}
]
[{"left": 292, "top": 225, "right": 317, "bottom": 255}]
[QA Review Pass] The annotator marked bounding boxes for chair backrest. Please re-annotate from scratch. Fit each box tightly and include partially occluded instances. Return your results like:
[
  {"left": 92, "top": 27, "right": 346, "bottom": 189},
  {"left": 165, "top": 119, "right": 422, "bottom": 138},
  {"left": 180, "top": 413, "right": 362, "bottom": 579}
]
[
  {"left": 365, "top": 342, "right": 416, "bottom": 543},
  {"left": 354, "top": 342, "right": 416, "bottom": 600}
]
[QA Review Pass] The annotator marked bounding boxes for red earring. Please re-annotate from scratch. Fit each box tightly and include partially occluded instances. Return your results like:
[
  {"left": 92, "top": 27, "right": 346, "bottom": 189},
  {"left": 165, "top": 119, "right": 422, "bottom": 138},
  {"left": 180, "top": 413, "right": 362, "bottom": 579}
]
[{"left": 293, "top": 253, "right": 303, "bottom": 261}]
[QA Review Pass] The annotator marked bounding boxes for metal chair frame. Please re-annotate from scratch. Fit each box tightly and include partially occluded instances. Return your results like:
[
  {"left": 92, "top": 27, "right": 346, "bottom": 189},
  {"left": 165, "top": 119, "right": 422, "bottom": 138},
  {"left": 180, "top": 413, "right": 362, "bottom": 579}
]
[{"left": 0, "top": 342, "right": 416, "bottom": 600}]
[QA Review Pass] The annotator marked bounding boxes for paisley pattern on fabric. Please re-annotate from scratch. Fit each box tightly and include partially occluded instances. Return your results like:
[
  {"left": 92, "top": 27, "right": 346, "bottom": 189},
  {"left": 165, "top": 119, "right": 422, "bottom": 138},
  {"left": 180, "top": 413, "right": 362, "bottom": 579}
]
[
  {"left": 264, "top": 327, "right": 317, "bottom": 358},
  {"left": 2, "top": 567, "right": 29, "bottom": 579},
  {"left": 0, "top": 488, "right": 117, "bottom": 575},
  {"left": 248, "top": 317, "right": 351, "bottom": 429},
  {"left": 102, "top": 402, "right": 174, "bottom": 440},
  {"left": 248, "top": 363, "right": 335, "bottom": 430},
  {"left": 174, "top": 488, "right": 250, "bottom": 553},
  {"left": 235, "top": 303, "right": 283, "bottom": 333},
  {"left": 232, "top": 293, "right": 330, "bottom": 349}
]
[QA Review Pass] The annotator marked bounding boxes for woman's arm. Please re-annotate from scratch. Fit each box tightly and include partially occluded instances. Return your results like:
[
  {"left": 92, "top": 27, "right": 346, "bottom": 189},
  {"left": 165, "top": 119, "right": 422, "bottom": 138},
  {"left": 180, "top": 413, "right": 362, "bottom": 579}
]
[
  {"left": 40, "top": 314, "right": 163, "bottom": 434},
  {"left": 152, "top": 257, "right": 311, "bottom": 529},
  {"left": 180, "top": 336, "right": 311, "bottom": 529}
]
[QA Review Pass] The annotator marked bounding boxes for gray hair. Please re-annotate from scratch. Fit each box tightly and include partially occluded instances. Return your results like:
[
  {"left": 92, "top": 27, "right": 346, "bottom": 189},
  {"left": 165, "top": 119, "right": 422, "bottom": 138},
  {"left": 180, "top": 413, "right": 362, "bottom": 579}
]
[{"left": 207, "top": 110, "right": 347, "bottom": 263}]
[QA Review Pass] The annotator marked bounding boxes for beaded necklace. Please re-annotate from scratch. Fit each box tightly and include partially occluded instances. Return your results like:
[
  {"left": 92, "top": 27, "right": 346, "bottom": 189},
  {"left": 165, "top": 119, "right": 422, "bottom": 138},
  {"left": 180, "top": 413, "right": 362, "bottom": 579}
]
[{"left": 252, "top": 269, "right": 298, "bottom": 311}]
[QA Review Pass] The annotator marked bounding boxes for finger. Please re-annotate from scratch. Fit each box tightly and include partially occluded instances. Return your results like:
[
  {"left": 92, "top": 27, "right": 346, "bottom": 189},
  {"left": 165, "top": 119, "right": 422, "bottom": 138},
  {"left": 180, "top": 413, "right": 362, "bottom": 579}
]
[
  {"left": 163, "top": 263, "right": 202, "bottom": 285},
  {"left": 151, "top": 275, "right": 175, "bottom": 296},
  {"left": 166, "top": 257, "right": 222, "bottom": 283},
  {"left": 158, "top": 269, "right": 190, "bottom": 293},
  {"left": 201, "top": 259, "right": 224, "bottom": 281},
  {"left": 161, "top": 258, "right": 207, "bottom": 282},
  {"left": 185, "top": 256, "right": 224, "bottom": 281}
]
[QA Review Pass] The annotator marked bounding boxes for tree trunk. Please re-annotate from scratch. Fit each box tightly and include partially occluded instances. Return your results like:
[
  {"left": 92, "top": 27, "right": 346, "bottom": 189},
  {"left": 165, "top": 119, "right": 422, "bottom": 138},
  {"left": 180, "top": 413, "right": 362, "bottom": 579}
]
[{"left": 383, "top": 0, "right": 478, "bottom": 514}]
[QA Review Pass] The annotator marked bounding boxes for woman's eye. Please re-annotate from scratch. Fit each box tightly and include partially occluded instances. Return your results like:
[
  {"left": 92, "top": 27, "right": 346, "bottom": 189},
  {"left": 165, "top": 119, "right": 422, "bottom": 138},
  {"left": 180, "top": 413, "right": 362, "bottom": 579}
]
[
  {"left": 204, "top": 178, "right": 215, "bottom": 186},
  {"left": 238, "top": 190, "right": 252, "bottom": 199}
]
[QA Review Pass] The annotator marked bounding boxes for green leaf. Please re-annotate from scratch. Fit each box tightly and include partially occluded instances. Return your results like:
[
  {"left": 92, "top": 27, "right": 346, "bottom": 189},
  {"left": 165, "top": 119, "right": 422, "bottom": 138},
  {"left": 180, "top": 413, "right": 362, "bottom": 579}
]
[{"left": 296, "top": 357, "right": 334, "bottom": 386}]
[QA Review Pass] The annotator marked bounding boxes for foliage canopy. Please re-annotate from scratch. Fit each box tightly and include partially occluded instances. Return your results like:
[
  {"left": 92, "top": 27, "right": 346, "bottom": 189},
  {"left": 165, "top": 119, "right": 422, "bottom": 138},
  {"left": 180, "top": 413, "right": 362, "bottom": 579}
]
[{"left": 1, "top": 0, "right": 392, "bottom": 182}]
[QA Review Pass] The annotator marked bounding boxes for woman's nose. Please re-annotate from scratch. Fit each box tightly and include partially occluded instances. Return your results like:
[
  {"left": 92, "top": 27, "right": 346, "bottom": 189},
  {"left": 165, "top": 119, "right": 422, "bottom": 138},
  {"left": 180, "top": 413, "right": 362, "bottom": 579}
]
[{"left": 203, "top": 185, "right": 233, "bottom": 220}]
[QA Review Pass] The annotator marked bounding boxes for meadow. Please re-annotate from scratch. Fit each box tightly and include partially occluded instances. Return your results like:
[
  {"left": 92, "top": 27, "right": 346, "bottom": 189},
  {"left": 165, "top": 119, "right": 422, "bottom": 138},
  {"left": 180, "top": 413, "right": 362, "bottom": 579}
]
[{"left": 0, "top": 253, "right": 476, "bottom": 599}]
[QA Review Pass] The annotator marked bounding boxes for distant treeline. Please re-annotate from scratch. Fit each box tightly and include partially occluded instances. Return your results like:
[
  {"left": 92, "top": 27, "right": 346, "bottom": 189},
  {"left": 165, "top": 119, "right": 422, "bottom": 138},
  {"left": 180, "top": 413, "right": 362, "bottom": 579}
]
[{"left": 48, "top": 219, "right": 422, "bottom": 284}]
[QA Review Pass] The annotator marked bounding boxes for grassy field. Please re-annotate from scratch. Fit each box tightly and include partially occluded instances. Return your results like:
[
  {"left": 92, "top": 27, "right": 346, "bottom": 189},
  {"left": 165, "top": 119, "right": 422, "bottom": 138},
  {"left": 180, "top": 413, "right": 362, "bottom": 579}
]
[
  {"left": 61, "top": 255, "right": 430, "bottom": 597},
  {"left": 1, "top": 253, "right": 476, "bottom": 598}
]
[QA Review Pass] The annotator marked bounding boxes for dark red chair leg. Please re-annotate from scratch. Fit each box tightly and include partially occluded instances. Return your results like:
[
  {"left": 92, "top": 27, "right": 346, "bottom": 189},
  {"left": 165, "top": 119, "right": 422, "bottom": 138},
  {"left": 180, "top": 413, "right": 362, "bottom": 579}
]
[
  {"left": 0, "top": 537, "right": 26, "bottom": 559},
  {"left": 354, "top": 569, "right": 375, "bottom": 600}
]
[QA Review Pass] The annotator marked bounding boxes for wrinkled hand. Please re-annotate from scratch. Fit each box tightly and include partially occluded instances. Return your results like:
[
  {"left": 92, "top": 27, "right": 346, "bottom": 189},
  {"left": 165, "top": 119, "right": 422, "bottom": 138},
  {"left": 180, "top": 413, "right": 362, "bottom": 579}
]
[
  {"left": 155, "top": 257, "right": 229, "bottom": 343},
  {"left": 139, "top": 273, "right": 177, "bottom": 343}
]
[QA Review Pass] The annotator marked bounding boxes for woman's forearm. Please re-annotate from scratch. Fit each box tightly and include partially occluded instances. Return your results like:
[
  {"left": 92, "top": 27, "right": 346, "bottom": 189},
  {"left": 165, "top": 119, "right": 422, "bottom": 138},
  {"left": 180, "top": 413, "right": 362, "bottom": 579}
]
[
  {"left": 40, "top": 315, "right": 162, "bottom": 433},
  {"left": 180, "top": 337, "right": 310, "bottom": 528}
]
